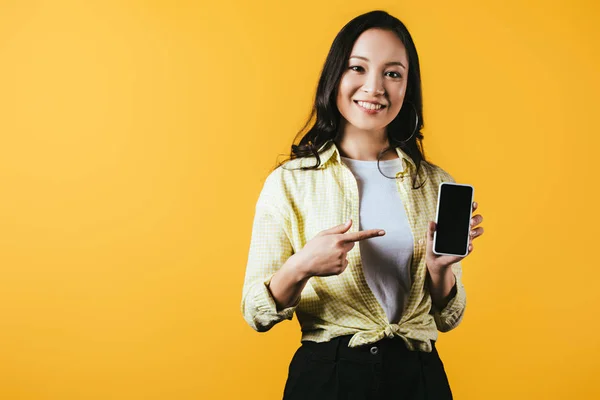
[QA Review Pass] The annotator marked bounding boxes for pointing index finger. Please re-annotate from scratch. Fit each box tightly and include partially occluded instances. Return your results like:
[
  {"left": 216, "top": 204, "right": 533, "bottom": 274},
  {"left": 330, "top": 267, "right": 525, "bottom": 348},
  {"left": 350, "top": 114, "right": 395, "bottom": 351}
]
[{"left": 342, "top": 229, "right": 386, "bottom": 242}]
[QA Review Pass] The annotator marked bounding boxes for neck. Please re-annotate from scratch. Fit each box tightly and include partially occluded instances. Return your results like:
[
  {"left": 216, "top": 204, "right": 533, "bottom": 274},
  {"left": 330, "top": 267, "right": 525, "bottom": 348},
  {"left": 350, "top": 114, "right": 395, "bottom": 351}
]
[{"left": 335, "top": 121, "right": 398, "bottom": 161}]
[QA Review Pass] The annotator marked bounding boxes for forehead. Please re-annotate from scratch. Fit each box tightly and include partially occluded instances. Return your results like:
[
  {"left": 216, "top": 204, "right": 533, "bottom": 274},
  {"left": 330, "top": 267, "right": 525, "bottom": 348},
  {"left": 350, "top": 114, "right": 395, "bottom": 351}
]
[{"left": 350, "top": 28, "right": 407, "bottom": 63}]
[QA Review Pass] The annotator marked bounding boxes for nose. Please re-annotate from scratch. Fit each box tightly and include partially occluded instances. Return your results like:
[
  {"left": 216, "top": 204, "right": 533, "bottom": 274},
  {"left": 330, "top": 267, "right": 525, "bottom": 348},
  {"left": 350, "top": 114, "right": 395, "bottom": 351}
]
[{"left": 362, "top": 71, "right": 385, "bottom": 95}]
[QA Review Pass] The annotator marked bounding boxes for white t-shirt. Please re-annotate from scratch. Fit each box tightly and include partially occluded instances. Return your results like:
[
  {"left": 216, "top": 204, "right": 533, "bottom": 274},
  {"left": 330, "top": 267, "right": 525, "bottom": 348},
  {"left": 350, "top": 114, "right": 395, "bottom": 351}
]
[{"left": 341, "top": 156, "right": 414, "bottom": 324}]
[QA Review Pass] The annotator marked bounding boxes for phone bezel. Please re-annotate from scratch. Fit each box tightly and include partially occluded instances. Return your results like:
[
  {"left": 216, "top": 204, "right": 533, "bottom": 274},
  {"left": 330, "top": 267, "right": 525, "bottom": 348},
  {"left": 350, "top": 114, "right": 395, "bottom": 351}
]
[{"left": 432, "top": 182, "right": 475, "bottom": 257}]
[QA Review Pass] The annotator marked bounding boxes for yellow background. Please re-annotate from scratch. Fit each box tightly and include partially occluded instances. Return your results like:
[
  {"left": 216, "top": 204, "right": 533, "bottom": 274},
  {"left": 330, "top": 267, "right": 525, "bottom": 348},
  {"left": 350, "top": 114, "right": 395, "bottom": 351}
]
[{"left": 1, "top": 0, "right": 598, "bottom": 398}]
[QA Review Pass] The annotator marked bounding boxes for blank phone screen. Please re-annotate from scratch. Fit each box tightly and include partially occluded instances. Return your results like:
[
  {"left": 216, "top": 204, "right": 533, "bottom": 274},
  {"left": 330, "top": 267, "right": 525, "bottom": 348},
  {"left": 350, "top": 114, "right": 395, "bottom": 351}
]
[{"left": 434, "top": 184, "right": 473, "bottom": 256}]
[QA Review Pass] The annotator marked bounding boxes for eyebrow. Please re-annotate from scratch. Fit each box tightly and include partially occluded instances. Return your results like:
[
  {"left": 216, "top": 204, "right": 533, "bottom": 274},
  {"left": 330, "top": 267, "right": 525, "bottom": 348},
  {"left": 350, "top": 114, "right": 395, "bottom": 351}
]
[{"left": 349, "top": 55, "right": 406, "bottom": 69}]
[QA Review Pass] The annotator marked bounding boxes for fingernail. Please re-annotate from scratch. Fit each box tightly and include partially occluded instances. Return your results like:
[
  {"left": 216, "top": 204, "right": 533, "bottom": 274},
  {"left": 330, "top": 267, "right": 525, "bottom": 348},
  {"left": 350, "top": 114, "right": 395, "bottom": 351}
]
[{"left": 378, "top": 230, "right": 385, "bottom": 236}]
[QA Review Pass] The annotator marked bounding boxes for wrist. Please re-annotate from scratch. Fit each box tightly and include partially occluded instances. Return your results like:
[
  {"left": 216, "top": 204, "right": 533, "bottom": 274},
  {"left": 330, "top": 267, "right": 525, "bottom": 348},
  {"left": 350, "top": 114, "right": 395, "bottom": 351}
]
[
  {"left": 426, "top": 261, "right": 451, "bottom": 278},
  {"left": 427, "top": 264, "right": 457, "bottom": 310},
  {"left": 428, "top": 265, "right": 455, "bottom": 285},
  {"left": 286, "top": 253, "right": 313, "bottom": 282}
]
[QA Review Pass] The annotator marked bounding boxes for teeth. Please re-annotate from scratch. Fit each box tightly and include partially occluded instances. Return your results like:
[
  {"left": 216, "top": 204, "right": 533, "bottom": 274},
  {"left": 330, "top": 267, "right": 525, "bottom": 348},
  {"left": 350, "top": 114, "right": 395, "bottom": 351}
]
[{"left": 357, "top": 101, "right": 383, "bottom": 110}]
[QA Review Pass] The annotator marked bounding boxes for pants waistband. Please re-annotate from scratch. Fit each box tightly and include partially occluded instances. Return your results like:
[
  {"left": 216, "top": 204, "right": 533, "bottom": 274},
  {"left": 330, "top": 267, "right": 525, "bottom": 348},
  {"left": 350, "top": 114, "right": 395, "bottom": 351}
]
[{"left": 300, "top": 335, "right": 436, "bottom": 363}]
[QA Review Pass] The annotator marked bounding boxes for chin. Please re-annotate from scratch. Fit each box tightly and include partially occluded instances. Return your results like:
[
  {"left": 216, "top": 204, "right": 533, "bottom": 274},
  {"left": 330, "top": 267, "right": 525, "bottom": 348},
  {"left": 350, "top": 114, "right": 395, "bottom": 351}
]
[{"left": 347, "top": 120, "right": 388, "bottom": 132}]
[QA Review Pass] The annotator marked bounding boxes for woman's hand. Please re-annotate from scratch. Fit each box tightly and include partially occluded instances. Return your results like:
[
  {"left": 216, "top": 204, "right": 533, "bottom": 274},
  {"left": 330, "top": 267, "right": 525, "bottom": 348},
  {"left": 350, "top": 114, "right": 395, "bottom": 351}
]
[
  {"left": 268, "top": 219, "right": 385, "bottom": 310},
  {"left": 425, "top": 201, "right": 484, "bottom": 274},
  {"left": 294, "top": 219, "right": 385, "bottom": 279}
]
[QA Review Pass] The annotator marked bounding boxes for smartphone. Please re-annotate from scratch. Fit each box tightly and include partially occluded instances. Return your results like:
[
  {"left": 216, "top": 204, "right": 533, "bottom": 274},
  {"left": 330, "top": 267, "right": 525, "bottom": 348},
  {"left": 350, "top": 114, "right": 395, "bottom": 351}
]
[{"left": 433, "top": 182, "right": 475, "bottom": 257}]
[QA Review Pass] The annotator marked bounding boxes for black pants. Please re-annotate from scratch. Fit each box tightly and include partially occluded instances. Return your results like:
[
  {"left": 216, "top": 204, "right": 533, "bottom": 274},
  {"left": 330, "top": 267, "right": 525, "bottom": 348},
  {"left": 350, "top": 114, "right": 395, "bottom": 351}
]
[{"left": 283, "top": 335, "right": 453, "bottom": 400}]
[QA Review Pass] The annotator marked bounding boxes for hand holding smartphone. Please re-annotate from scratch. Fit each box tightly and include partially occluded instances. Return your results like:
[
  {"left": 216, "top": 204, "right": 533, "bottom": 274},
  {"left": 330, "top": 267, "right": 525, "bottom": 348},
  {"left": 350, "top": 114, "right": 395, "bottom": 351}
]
[{"left": 433, "top": 182, "right": 475, "bottom": 257}]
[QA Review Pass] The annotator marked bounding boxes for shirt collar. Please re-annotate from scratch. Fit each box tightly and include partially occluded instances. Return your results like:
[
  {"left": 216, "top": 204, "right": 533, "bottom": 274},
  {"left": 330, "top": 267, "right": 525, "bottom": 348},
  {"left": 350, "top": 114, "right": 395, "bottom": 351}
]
[{"left": 309, "top": 140, "right": 417, "bottom": 171}]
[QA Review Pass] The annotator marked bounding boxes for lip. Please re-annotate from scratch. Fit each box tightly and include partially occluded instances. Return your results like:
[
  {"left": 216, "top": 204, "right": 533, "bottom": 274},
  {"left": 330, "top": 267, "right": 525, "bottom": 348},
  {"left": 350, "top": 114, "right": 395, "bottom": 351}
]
[{"left": 354, "top": 100, "right": 386, "bottom": 114}]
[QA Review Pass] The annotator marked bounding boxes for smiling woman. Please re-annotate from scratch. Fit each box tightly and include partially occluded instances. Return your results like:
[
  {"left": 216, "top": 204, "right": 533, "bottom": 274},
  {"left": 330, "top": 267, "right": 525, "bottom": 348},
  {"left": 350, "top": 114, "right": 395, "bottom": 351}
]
[
  {"left": 241, "top": 10, "right": 484, "bottom": 400},
  {"left": 278, "top": 10, "right": 428, "bottom": 186}
]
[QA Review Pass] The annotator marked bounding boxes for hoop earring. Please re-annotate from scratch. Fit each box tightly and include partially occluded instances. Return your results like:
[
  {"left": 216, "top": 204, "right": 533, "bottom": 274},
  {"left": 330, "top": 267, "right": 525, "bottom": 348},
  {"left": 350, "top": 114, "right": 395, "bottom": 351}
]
[
  {"left": 377, "top": 101, "right": 421, "bottom": 181},
  {"left": 395, "top": 100, "right": 419, "bottom": 144}
]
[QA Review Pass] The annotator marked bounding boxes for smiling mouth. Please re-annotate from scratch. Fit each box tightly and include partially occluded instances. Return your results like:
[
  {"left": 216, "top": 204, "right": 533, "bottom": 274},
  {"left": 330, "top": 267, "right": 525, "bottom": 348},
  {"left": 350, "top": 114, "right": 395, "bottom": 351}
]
[{"left": 354, "top": 100, "right": 386, "bottom": 111}]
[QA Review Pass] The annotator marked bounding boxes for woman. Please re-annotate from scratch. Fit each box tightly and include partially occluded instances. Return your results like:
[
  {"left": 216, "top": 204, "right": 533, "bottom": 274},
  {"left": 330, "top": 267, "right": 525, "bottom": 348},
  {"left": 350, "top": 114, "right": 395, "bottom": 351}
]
[{"left": 241, "top": 10, "right": 484, "bottom": 400}]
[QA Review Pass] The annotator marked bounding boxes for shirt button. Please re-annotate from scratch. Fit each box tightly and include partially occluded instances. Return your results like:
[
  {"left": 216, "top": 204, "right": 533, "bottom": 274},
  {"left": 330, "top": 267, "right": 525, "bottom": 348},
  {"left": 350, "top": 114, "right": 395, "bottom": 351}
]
[
  {"left": 418, "top": 239, "right": 424, "bottom": 245},
  {"left": 370, "top": 346, "right": 379, "bottom": 355}
]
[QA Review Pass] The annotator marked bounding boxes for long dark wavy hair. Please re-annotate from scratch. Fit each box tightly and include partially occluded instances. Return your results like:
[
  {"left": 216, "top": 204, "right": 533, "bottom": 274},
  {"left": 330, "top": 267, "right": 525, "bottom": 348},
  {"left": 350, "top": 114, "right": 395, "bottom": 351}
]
[{"left": 276, "top": 10, "right": 433, "bottom": 189}]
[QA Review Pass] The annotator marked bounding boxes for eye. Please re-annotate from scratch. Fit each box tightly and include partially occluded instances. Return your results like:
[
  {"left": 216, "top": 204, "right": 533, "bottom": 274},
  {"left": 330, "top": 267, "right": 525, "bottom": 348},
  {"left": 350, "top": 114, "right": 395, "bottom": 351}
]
[
  {"left": 349, "top": 65, "right": 364, "bottom": 72},
  {"left": 386, "top": 71, "right": 402, "bottom": 79}
]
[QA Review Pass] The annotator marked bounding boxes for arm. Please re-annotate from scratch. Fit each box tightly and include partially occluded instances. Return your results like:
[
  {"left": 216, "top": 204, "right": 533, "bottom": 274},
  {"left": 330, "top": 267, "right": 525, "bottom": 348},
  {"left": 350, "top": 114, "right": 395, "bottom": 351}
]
[
  {"left": 240, "top": 202, "right": 302, "bottom": 332},
  {"left": 268, "top": 254, "right": 311, "bottom": 310},
  {"left": 268, "top": 219, "right": 384, "bottom": 309},
  {"left": 427, "top": 265, "right": 457, "bottom": 310},
  {"left": 425, "top": 172, "right": 478, "bottom": 332},
  {"left": 428, "top": 261, "right": 467, "bottom": 332},
  {"left": 241, "top": 172, "right": 386, "bottom": 332}
]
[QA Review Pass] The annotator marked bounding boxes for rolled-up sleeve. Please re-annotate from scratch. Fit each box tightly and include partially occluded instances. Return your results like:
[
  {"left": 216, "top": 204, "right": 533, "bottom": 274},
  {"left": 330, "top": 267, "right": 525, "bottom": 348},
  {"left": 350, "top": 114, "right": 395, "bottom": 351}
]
[
  {"left": 241, "top": 195, "right": 298, "bottom": 332},
  {"left": 433, "top": 261, "right": 467, "bottom": 332}
]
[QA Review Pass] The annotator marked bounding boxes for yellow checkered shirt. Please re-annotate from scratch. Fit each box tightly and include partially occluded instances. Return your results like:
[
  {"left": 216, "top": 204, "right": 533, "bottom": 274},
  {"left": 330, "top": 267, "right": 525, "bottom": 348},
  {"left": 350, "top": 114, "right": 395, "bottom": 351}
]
[{"left": 241, "top": 141, "right": 466, "bottom": 352}]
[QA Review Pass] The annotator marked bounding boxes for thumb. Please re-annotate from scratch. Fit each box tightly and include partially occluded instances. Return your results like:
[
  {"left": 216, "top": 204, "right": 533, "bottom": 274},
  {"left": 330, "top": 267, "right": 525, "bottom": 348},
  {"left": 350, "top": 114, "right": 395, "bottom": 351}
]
[
  {"left": 427, "top": 221, "right": 436, "bottom": 241},
  {"left": 322, "top": 219, "right": 353, "bottom": 235}
]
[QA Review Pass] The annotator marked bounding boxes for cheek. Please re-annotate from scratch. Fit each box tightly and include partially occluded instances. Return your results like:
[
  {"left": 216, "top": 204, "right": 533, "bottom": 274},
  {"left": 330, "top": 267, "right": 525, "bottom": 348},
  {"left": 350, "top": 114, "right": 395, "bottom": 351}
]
[
  {"left": 338, "top": 74, "right": 361, "bottom": 97},
  {"left": 388, "top": 84, "right": 407, "bottom": 107},
  {"left": 337, "top": 77, "right": 355, "bottom": 110},
  {"left": 389, "top": 81, "right": 407, "bottom": 97}
]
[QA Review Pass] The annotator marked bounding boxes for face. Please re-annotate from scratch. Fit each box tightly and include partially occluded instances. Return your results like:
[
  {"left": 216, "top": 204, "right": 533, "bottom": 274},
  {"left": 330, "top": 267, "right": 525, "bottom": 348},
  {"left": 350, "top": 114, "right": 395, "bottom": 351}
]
[{"left": 336, "top": 28, "right": 409, "bottom": 136}]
